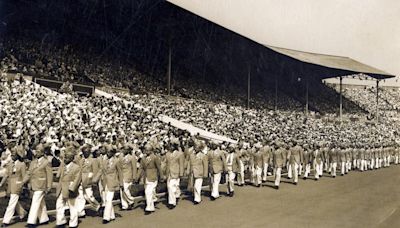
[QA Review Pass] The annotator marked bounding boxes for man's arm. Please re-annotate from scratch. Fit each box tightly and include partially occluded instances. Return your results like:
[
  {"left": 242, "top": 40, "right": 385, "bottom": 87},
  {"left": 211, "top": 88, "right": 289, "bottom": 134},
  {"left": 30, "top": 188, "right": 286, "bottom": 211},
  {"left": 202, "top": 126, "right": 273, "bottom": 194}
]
[
  {"left": 45, "top": 160, "right": 53, "bottom": 191},
  {"left": 178, "top": 153, "right": 185, "bottom": 177},
  {"left": 131, "top": 156, "right": 138, "bottom": 182}
]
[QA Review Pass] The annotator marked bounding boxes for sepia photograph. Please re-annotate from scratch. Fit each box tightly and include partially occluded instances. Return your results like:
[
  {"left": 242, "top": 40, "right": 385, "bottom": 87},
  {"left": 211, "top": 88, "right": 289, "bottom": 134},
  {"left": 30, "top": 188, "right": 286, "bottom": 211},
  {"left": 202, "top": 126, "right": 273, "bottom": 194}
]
[{"left": 0, "top": 0, "right": 399, "bottom": 227}]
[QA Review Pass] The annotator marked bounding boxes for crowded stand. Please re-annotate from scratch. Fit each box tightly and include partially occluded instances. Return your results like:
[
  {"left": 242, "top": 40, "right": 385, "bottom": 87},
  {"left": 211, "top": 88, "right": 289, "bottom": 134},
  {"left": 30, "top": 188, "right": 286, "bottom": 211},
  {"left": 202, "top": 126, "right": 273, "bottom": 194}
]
[{"left": 0, "top": 38, "right": 399, "bottom": 227}]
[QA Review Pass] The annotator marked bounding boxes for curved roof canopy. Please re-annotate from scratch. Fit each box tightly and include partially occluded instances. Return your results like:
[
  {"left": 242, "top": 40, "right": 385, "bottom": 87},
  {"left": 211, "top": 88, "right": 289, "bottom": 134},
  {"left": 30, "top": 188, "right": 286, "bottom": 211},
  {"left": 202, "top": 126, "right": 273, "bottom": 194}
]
[{"left": 166, "top": 0, "right": 395, "bottom": 80}]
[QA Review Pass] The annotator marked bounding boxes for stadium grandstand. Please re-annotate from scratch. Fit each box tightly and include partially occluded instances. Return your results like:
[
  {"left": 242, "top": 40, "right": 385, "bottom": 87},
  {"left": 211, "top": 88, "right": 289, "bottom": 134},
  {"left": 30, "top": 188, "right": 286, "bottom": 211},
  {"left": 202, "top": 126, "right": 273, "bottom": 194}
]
[{"left": 0, "top": 0, "right": 399, "bottom": 227}]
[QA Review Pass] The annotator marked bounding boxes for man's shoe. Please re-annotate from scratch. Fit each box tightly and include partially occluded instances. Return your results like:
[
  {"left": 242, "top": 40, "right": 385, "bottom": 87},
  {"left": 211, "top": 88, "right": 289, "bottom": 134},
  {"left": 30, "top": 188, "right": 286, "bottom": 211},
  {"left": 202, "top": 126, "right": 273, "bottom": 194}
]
[
  {"left": 193, "top": 201, "right": 200, "bottom": 205},
  {"left": 167, "top": 204, "right": 176, "bottom": 210},
  {"left": 230, "top": 192, "right": 234, "bottom": 197},
  {"left": 303, "top": 177, "right": 307, "bottom": 180},
  {"left": 1, "top": 224, "right": 10, "bottom": 227},
  {"left": 293, "top": 182, "right": 298, "bottom": 185},
  {"left": 274, "top": 186, "right": 279, "bottom": 190},
  {"left": 210, "top": 196, "right": 216, "bottom": 201},
  {"left": 26, "top": 224, "right": 36, "bottom": 228},
  {"left": 144, "top": 211, "right": 153, "bottom": 215},
  {"left": 102, "top": 220, "right": 110, "bottom": 224}
]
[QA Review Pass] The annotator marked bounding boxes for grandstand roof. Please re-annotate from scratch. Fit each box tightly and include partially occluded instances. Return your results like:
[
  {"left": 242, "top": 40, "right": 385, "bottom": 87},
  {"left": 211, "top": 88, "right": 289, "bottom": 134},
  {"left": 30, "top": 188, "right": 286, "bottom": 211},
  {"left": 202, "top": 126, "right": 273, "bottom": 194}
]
[
  {"left": 166, "top": 0, "right": 395, "bottom": 80},
  {"left": 266, "top": 45, "right": 394, "bottom": 79}
]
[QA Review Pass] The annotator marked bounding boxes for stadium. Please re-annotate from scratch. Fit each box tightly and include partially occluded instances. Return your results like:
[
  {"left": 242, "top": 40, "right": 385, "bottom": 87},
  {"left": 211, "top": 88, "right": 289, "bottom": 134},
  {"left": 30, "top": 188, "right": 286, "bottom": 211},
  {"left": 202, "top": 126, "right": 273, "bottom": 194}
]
[{"left": 0, "top": 0, "right": 399, "bottom": 227}]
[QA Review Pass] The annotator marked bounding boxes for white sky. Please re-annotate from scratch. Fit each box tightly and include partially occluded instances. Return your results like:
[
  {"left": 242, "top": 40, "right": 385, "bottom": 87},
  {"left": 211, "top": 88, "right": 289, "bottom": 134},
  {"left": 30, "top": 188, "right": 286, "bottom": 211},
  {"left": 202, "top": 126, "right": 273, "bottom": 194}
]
[{"left": 168, "top": 0, "right": 400, "bottom": 82}]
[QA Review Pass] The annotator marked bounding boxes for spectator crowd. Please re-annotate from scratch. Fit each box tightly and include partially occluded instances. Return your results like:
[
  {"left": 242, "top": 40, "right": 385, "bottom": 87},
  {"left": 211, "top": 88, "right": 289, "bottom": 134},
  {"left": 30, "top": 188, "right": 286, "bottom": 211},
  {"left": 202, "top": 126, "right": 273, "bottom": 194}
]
[{"left": 0, "top": 38, "right": 399, "bottom": 227}]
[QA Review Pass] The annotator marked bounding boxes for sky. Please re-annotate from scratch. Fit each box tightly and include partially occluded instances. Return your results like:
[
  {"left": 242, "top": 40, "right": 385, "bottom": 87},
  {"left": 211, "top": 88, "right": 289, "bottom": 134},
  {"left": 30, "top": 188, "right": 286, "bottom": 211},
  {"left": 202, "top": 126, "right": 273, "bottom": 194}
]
[{"left": 167, "top": 0, "right": 400, "bottom": 84}]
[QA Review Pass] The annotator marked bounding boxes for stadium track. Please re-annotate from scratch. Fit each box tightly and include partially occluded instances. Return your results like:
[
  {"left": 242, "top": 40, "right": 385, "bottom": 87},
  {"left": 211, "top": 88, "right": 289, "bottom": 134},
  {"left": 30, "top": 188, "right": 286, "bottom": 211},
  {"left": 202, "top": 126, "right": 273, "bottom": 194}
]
[{"left": 8, "top": 165, "right": 400, "bottom": 228}]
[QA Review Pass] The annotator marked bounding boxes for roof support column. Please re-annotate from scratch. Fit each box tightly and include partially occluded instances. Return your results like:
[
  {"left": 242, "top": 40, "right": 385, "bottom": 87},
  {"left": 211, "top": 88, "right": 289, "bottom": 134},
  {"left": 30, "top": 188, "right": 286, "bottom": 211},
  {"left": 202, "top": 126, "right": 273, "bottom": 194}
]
[
  {"left": 247, "top": 67, "right": 251, "bottom": 109},
  {"left": 305, "top": 75, "right": 309, "bottom": 117},
  {"left": 339, "top": 76, "right": 343, "bottom": 122},
  {"left": 167, "top": 43, "right": 172, "bottom": 96},
  {"left": 274, "top": 75, "right": 278, "bottom": 111},
  {"left": 376, "top": 79, "right": 380, "bottom": 123}
]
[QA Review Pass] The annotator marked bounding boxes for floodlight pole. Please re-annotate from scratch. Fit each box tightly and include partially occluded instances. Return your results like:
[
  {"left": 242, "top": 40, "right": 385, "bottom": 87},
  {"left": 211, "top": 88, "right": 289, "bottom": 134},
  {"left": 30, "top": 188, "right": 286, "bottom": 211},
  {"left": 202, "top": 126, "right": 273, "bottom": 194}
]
[
  {"left": 376, "top": 79, "right": 380, "bottom": 123},
  {"left": 339, "top": 76, "right": 343, "bottom": 122},
  {"left": 274, "top": 75, "right": 278, "bottom": 111},
  {"left": 305, "top": 75, "right": 309, "bottom": 116},
  {"left": 167, "top": 44, "right": 172, "bottom": 96},
  {"left": 247, "top": 67, "right": 251, "bottom": 109}
]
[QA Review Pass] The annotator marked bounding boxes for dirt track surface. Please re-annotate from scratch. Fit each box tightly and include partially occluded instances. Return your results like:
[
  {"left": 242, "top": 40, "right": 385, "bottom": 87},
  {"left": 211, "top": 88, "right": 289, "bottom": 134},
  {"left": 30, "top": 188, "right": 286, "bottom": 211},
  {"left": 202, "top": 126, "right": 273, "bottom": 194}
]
[{"left": 7, "top": 165, "right": 400, "bottom": 228}]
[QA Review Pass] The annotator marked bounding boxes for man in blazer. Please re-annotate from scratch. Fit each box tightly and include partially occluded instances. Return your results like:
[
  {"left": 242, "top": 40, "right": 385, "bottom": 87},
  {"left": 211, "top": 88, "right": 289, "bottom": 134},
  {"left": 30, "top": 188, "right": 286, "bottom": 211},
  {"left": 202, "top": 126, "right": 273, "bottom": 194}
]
[
  {"left": 1, "top": 148, "right": 27, "bottom": 226},
  {"left": 24, "top": 144, "right": 53, "bottom": 227},
  {"left": 272, "top": 142, "right": 286, "bottom": 190},
  {"left": 55, "top": 147, "right": 82, "bottom": 228},
  {"left": 339, "top": 146, "right": 347, "bottom": 176},
  {"left": 225, "top": 144, "right": 240, "bottom": 196},
  {"left": 137, "top": 143, "right": 163, "bottom": 215},
  {"left": 188, "top": 142, "right": 208, "bottom": 204},
  {"left": 99, "top": 145, "right": 123, "bottom": 223},
  {"left": 119, "top": 144, "right": 137, "bottom": 210},
  {"left": 287, "top": 141, "right": 303, "bottom": 185},
  {"left": 313, "top": 144, "right": 324, "bottom": 180},
  {"left": 208, "top": 141, "right": 227, "bottom": 200},
  {"left": 165, "top": 139, "right": 184, "bottom": 209},
  {"left": 358, "top": 147, "right": 366, "bottom": 171},
  {"left": 302, "top": 144, "right": 312, "bottom": 179},
  {"left": 236, "top": 142, "right": 247, "bottom": 186},
  {"left": 77, "top": 145, "right": 100, "bottom": 217},
  {"left": 261, "top": 143, "right": 272, "bottom": 183},
  {"left": 251, "top": 144, "right": 265, "bottom": 187},
  {"left": 329, "top": 145, "right": 338, "bottom": 178}
]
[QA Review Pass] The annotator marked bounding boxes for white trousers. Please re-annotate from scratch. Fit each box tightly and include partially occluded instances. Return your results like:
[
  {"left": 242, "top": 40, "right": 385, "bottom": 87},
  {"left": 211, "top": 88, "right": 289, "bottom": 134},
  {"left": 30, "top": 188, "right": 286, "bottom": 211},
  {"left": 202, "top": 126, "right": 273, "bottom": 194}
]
[
  {"left": 56, "top": 195, "right": 78, "bottom": 227},
  {"left": 99, "top": 181, "right": 106, "bottom": 207},
  {"left": 226, "top": 171, "right": 236, "bottom": 194},
  {"left": 103, "top": 188, "right": 115, "bottom": 221},
  {"left": 193, "top": 178, "right": 203, "bottom": 203},
  {"left": 330, "top": 162, "right": 337, "bottom": 177},
  {"left": 262, "top": 163, "right": 269, "bottom": 181},
  {"left": 346, "top": 161, "right": 351, "bottom": 171},
  {"left": 314, "top": 163, "right": 323, "bottom": 179},
  {"left": 145, "top": 179, "right": 158, "bottom": 212},
  {"left": 299, "top": 163, "right": 303, "bottom": 175},
  {"left": 365, "top": 160, "right": 371, "bottom": 170},
  {"left": 358, "top": 159, "right": 366, "bottom": 171},
  {"left": 274, "top": 167, "right": 282, "bottom": 186},
  {"left": 81, "top": 186, "right": 100, "bottom": 212},
  {"left": 27, "top": 191, "right": 49, "bottom": 225},
  {"left": 253, "top": 166, "right": 262, "bottom": 185},
  {"left": 120, "top": 182, "right": 135, "bottom": 209},
  {"left": 167, "top": 178, "right": 181, "bottom": 206},
  {"left": 303, "top": 164, "right": 311, "bottom": 178},
  {"left": 211, "top": 173, "right": 221, "bottom": 198},
  {"left": 76, "top": 185, "right": 86, "bottom": 217},
  {"left": 237, "top": 160, "right": 245, "bottom": 185},
  {"left": 287, "top": 162, "right": 292, "bottom": 179},
  {"left": 395, "top": 155, "right": 399, "bottom": 164},
  {"left": 2, "top": 194, "right": 26, "bottom": 224},
  {"left": 341, "top": 162, "right": 346, "bottom": 175},
  {"left": 290, "top": 163, "right": 299, "bottom": 183}
]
